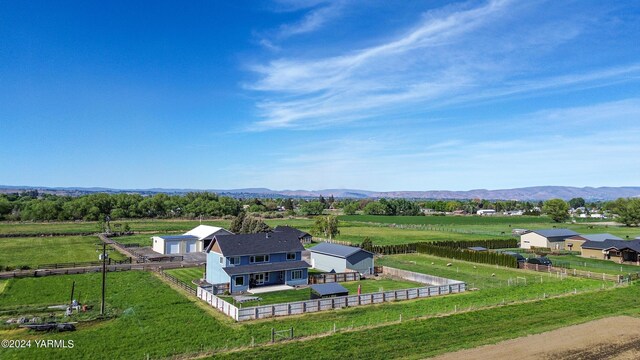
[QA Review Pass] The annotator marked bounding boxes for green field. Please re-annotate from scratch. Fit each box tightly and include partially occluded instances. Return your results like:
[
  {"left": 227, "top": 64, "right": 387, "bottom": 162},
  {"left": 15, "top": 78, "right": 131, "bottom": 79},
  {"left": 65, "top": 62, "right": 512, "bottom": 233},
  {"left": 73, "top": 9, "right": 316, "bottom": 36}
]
[
  {"left": 0, "top": 215, "right": 638, "bottom": 359},
  {"left": 0, "top": 236, "right": 126, "bottom": 269},
  {"left": 0, "top": 253, "right": 622, "bottom": 360},
  {"left": 0, "top": 219, "right": 231, "bottom": 236},
  {"left": 549, "top": 254, "right": 640, "bottom": 275},
  {"left": 496, "top": 249, "right": 640, "bottom": 276},
  {"left": 219, "top": 278, "right": 422, "bottom": 307},
  {"left": 164, "top": 266, "right": 205, "bottom": 289},
  {"left": 209, "top": 283, "right": 640, "bottom": 360},
  {"left": 339, "top": 215, "right": 640, "bottom": 240},
  {"left": 112, "top": 234, "right": 155, "bottom": 247}
]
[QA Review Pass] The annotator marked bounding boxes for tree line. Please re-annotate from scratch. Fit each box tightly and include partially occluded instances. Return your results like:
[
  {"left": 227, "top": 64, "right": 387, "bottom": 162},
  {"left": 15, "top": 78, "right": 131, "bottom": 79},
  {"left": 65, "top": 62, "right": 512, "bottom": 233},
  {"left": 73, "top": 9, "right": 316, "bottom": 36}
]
[{"left": 0, "top": 191, "right": 243, "bottom": 221}]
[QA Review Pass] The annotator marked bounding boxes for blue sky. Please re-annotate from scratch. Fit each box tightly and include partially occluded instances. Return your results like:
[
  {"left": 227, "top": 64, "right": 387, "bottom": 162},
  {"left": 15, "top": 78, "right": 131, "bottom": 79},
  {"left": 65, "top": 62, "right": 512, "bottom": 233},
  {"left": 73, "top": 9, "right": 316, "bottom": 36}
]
[{"left": 1, "top": 0, "right": 639, "bottom": 191}]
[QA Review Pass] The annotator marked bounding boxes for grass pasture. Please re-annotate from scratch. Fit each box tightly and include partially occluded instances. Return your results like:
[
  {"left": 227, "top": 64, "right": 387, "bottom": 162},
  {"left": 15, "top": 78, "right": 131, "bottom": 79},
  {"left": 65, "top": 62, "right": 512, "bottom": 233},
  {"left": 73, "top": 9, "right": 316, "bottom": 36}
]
[
  {"left": 0, "top": 253, "right": 627, "bottom": 360},
  {"left": 164, "top": 266, "right": 205, "bottom": 289},
  {"left": 339, "top": 215, "right": 640, "bottom": 241},
  {"left": 0, "top": 236, "right": 126, "bottom": 269},
  {"left": 209, "top": 283, "right": 640, "bottom": 360}
]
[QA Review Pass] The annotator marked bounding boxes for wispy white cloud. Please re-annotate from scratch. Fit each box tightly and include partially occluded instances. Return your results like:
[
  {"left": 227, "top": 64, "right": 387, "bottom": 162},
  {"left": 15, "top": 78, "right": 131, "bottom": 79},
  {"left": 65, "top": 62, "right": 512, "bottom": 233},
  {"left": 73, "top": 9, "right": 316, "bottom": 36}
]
[
  {"left": 245, "top": 0, "right": 640, "bottom": 131},
  {"left": 277, "top": 1, "right": 345, "bottom": 38},
  {"left": 220, "top": 98, "right": 640, "bottom": 190}
]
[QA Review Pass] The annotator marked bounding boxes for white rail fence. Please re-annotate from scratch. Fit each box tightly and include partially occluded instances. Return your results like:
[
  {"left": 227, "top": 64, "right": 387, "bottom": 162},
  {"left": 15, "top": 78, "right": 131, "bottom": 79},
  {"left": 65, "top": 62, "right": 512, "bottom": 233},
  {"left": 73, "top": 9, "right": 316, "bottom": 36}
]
[{"left": 197, "top": 266, "right": 465, "bottom": 322}]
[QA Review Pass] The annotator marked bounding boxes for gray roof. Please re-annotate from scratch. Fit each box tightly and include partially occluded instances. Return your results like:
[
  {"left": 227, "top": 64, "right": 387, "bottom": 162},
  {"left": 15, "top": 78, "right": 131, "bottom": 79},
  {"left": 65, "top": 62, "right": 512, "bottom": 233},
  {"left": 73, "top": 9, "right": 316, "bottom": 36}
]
[
  {"left": 309, "top": 242, "right": 373, "bottom": 258},
  {"left": 468, "top": 246, "right": 488, "bottom": 251},
  {"left": 223, "top": 260, "right": 310, "bottom": 276},
  {"left": 570, "top": 233, "right": 622, "bottom": 242},
  {"left": 208, "top": 232, "right": 305, "bottom": 257},
  {"left": 310, "top": 283, "right": 349, "bottom": 296},
  {"left": 156, "top": 235, "right": 198, "bottom": 241},
  {"left": 582, "top": 239, "right": 640, "bottom": 252},
  {"left": 530, "top": 229, "right": 579, "bottom": 238},
  {"left": 274, "top": 225, "right": 311, "bottom": 239}
]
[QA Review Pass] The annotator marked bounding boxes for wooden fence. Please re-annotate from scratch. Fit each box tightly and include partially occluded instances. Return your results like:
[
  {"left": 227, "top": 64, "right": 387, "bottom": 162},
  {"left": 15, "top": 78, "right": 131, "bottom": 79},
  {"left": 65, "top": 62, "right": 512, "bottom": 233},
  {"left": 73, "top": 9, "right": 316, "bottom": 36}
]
[
  {"left": 234, "top": 283, "right": 466, "bottom": 321},
  {"left": 157, "top": 269, "right": 196, "bottom": 295},
  {"left": 37, "top": 258, "right": 132, "bottom": 269},
  {"left": 519, "top": 262, "right": 623, "bottom": 282},
  {"left": 0, "top": 261, "right": 188, "bottom": 279},
  {"left": 311, "top": 237, "right": 358, "bottom": 247},
  {"left": 198, "top": 266, "right": 466, "bottom": 322},
  {"left": 308, "top": 272, "right": 360, "bottom": 284}
]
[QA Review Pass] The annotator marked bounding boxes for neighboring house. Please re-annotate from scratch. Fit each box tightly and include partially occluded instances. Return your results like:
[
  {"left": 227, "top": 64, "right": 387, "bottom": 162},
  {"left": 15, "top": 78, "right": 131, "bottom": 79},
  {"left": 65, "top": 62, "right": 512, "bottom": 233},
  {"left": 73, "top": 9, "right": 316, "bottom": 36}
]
[
  {"left": 476, "top": 209, "right": 496, "bottom": 215},
  {"left": 205, "top": 232, "right": 310, "bottom": 294},
  {"left": 565, "top": 233, "right": 622, "bottom": 252},
  {"left": 184, "top": 225, "right": 233, "bottom": 250},
  {"left": 520, "top": 229, "right": 579, "bottom": 250},
  {"left": 581, "top": 239, "right": 640, "bottom": 263},
  {"left": 273, "top": 225, "right": 313, "bottom": 245},
  {"left": 152, "top": 224, "right": 233, "bottom": 255},
  {"left": 152, "top": 235, "right": 199, "bottom": 255},
  {"left": 309, "top": 243, "right": 375, "bottom": 275}
]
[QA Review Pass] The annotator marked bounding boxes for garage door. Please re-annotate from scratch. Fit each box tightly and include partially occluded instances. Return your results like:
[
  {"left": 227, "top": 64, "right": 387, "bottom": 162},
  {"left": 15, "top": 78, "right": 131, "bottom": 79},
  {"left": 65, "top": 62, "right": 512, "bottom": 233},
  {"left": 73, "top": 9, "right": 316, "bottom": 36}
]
[
  {"left": 186, "top": 240, "right": 197, "bottom": 253},
  {"left": 166, "top": 241, "right": 181, "bottom": 254}
]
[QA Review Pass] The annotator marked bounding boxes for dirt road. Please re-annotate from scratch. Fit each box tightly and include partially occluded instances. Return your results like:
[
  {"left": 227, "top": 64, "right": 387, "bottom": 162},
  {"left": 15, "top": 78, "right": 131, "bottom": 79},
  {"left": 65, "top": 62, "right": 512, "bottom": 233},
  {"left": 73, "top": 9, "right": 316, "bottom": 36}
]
[{"left": 432, "top": 316, "right": 640, "bottom": 360}]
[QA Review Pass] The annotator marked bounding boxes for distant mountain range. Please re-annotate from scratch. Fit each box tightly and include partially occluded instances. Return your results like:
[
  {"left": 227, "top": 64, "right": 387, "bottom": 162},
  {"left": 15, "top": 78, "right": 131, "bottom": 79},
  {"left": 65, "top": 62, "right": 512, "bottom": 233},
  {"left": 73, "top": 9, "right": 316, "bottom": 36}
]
[{"left": 1, "top": 185, "right": 639, "bottom": 201}]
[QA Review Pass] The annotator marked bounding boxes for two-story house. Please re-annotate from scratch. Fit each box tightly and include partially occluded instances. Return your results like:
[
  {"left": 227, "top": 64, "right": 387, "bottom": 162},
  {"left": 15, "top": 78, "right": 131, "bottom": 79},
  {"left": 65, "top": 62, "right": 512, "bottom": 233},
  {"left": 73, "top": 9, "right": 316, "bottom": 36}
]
[{"left": 205, "top": 232, "right": 310, "bottom": 294}]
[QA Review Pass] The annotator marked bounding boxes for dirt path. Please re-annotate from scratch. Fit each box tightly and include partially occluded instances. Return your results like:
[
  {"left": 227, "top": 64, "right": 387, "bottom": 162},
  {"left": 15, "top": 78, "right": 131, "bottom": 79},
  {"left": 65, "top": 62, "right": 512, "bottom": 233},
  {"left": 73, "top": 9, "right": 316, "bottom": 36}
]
[{"left": 432, "top": 316, "right": 640, "bottom": 360}]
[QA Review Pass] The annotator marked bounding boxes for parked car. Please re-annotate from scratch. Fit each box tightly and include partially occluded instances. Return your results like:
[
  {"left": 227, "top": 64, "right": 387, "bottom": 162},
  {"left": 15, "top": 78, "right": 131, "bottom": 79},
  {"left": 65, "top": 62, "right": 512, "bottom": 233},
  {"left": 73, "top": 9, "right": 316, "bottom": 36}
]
[
  {"left": 502, "top": 251, "right": 526, "bottom": 263},
  {"left": 526, "top": 257, "right": 552, "bottom": 266}
]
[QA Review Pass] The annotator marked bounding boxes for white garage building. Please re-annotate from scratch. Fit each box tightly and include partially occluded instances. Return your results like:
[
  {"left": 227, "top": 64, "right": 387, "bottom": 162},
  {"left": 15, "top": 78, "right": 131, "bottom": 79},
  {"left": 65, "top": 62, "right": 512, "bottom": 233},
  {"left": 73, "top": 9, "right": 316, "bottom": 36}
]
[
  {"left": 152, "top": 235, "right": 200, "bottom": 255},
  {"left": 152, "top": 225, "right": 233, "bottom": 255}
]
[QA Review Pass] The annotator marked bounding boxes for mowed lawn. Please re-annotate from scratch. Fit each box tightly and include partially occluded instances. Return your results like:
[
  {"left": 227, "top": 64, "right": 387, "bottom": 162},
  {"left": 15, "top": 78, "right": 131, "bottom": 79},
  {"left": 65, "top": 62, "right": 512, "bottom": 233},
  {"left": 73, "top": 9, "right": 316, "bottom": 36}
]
[
  {"left": 219, "top": 278, "right": 423, "bottom": 307},
  {"left": 164, "top": 266, "right": 205, "bottom": 289},
  {"left": 0, "top": 236, "right": 126, "bottom": 268}
]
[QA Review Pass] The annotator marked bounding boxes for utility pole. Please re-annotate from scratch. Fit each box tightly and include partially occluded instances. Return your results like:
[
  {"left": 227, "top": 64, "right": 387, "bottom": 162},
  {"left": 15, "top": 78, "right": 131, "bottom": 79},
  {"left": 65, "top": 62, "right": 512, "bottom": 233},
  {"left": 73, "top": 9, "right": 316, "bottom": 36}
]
[{"left": 100, "top": 241, "right": 107, "bottom": 316}]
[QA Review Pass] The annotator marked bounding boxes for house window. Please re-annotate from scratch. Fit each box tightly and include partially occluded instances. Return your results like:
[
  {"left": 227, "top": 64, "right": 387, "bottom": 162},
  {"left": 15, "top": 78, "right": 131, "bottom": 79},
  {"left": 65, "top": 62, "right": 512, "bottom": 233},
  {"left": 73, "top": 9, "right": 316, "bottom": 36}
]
[
  {"left": 219, "top": 257, "right": 223, "bottom": 264},
  {"left": 235, "top": 276, "right": 244, "bottom": 286},
  {"left": 228, "top": 257, "right": 240, "bottom": 265},
  {"left": 291, "top": 270, "right": 303, "bottom": 280},
  {"left": 250, "top": 255, "right": 270, "bottom": 263},
  {"left": 287, "top": 252, "right": 296, "bottom": 261}
]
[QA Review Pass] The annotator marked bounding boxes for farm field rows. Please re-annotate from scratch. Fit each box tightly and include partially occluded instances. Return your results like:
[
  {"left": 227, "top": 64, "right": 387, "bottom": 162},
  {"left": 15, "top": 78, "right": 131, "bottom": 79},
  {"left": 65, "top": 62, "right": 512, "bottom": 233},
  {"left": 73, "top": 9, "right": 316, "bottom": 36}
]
[{"left": 0, "top": 236, "right": 126, "bottom": 269}]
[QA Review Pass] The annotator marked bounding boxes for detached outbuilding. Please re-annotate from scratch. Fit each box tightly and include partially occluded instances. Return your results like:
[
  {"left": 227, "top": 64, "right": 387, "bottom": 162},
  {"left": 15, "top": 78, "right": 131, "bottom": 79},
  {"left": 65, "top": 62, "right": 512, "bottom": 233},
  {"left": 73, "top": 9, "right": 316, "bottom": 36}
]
[
  {"left": 309, "top": 243, "right": 374, "bottom": 275},
  {"left": 152, "top": 235, "right": 199, "bottom": 255},
  {"left": 520, "top": 229, "right": 579, "bottom": 250},
  {"left": 152, "top": 224, "right": 233, "bottom": 255}
]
